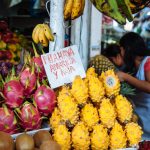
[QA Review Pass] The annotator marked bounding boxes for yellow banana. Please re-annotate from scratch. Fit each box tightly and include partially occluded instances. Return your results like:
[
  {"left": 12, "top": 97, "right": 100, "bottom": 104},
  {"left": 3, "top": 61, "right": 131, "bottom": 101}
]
[
  {"left": 71, "top": 0, "right": 83, "bottom": 20},
  {"left": 64, "top": 0, "right": 74, "bottom": 20},
  {"left": 38, "top": 26, "right": 49, "bottom": 47},
  {"left": 32, "top": 24, "right": 42, "bottom": 44},
  {"left": 80, "top": 0, "right": 85, "bottom": 15},
  {"left": 43, "top": 24, "right": 54, "bottom": 41}
]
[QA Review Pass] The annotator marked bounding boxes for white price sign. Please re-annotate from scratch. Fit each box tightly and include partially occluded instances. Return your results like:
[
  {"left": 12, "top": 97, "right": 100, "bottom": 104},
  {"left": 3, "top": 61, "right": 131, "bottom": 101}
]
[{"left": 41, "top": 45, "right": 86, "bottom": 89}]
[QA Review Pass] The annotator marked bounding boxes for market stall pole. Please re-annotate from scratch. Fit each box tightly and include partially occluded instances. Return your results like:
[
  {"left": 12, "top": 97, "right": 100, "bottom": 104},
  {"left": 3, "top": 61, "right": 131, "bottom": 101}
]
[
  {"left": 49, "top": 0, "right": 65, "bottom": 52},
  {"left": 71, "top": 0, "right": 92, "bottom": 69}
]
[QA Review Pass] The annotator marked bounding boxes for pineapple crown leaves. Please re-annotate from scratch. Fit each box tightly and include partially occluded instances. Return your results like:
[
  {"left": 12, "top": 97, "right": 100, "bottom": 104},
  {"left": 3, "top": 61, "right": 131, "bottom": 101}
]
[{"left": 120, "top": 82, "right": 135, "bottom": 96}]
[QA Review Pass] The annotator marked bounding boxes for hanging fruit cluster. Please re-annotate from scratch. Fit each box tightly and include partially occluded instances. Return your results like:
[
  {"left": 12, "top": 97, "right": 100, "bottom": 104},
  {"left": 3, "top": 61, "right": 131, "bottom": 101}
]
[
  {"left": 90, "top": 0, "right": 150, "bottom": 25},
  {"left": 63, "top": 0, "right": 85, "bottom": 20},
  {"left": 32, "top": 24, "right": 54, "bottom": 47},
  {"left": 0, "top": 44, "right": 56, "bottom": 134},
  {"left": 50, "top": 68, "right": 143, "bottom": 150}
]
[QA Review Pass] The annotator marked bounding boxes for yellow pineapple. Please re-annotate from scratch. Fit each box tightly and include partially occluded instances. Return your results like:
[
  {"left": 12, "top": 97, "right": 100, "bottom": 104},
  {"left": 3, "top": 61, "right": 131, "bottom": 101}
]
[
  {"left": 101, "top": 70, "right": 120, "bottom": 97},
  {"left": 86, "top": 67, "right": 98, "bottom": 80},
  {"left": 89, "top": 77, "right": 105, "bottom": 103},
  {"left": 53, "top": 124, "right": 71, "bottom": 150},
  {"left": 50, "top": 108, "right": 62, "bottom": 130},
  {"left": 81, "top": 104, "right": 99, "bottom": 130},
  {"left": 125, "top": 122, "right": 143, "bottom": 146},
  {"left": 99, "top": 98, "right": 116, "bottom": 128},
  {"left": 57, "top": 86, "right": 72, "bottom": 103},
  {"left": 91, "top": 124, "right": 109, "bottom": 150},
  {"left": 71, "top": 76, "right": 88, "bottom": 105},
  {"left": 115, "top": 95, "right": 133, "bottom": 123},
  {"left": 58, "top": 96, "right": 79, "bottom": 126},
  {"left": 72, "top": 122, "right": 90, "bottom": 150},
  {"left": 110, "top": 121, "right": 127, "bottom": 149}
]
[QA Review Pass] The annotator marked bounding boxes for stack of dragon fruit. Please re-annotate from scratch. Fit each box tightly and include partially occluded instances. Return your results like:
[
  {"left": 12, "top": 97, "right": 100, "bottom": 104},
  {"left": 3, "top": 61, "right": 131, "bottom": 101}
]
[{"left": 0, "top": 44, "right": 56, "bottom": 134}]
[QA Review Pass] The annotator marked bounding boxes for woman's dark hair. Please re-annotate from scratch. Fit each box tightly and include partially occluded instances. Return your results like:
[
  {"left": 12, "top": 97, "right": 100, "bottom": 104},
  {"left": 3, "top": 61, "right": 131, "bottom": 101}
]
[
  {"left": 120, "top": 32, "right": 150, "bottom": 73},
  {"left": 102, "top": 44, "right": 121, "bottom": 57}
]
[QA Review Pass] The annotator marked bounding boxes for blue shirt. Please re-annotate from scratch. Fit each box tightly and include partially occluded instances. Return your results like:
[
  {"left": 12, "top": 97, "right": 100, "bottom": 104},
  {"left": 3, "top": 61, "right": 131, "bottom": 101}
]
[{"left": 132, "top": 56, "right": 150, "bottom": 140}]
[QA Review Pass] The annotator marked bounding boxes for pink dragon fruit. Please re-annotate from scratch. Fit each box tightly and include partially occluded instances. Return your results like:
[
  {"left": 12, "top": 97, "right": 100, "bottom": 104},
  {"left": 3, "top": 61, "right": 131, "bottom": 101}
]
[
  {"left": 20, "top": 66, "right": 37, "bottom": 97},
  {"left": 0, "top": 105, "right": 18, "bottom": 134},
  {"left": 16, "top": 102, "right": 41, "bottom": 131},
  {"left": 3, "top": 68, "right": 24, "bottom": 108},
  {"left": 32, "top": 43, "right": 46, "bottom": 80},
  {"left": 34, "top": 85, "right": 56, "bottom": 116}
]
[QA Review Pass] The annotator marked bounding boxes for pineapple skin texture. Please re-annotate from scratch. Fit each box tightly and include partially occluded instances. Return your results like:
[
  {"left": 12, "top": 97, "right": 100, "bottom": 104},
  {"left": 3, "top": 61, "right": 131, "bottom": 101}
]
[
  {"left": 53, "top": 125, "right": 71, "bottom": 150},
  {"left": 115, "top": 95, "right": 133, "bottom": 123},
  {"left": 57, "top": 86, "right": 72, "bottom": 103},
  {"left": 89, "top": 77, "right": 105, "bottom": 103},
  {"left": 91, "top": 124, "right": 109, "bottom": 150},
  {"left": 99, "top": 98, "right": 116, "bottom": 128},
  {"left": 125, "top": 122, "right": 143, "bottom": 146},
  {"left": 58, "top": 96, "right": 79, "bottom": 125},
  {"left": 50, "top": 108, "right": 61, "bottom": 130},
  {"left": 81, "top": 104, "right": 99, "bottom": 130},
  {"left": 71, "top": 76, "right": 88, "bottom": 105},
  {"left": 110, "top": 121, "right": 127, "bottom": 150},
  {"left": 86, "top": 67, "right": 98, "bottom": 80},
  {"left": 89, "top": 55, "right": 116, "bottom": 75},
  {"left": 72, "top": 122, "right": 90, "bottom": 150},
  {"left": 101, "top": 70, "right": 120, "bottom": 97}
]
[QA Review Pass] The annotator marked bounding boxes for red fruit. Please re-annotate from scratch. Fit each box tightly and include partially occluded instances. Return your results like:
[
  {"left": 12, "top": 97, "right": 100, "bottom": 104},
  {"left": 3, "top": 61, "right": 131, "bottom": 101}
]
[
  {"left": 20, "top": 67, "right": 37, "bottom": 97},
  {"left": 16, "top": 102, "right": 41, "bottom": 131},
  {"left": 5, "top": 51, "right": 12, "bottom": 59},
  {"left": 32, "top": 43, "right": 46, "bottom": 80},
  {"left": 34, "top": 85, "right": 56, "bottom": 116},
  {"left": 3, "top": 70, "right": 24, "bottom": 108},
  {"left": 0, "top": 105, "right": 18, "bottom": 134},
  {"left": 0, "top": 21, "right": 8, "bottom": 31},
  {"left": 32, "top": 56, "right": 46, "bottom": 80},
  {"left": 0, "top": 32, "right": 2, "bottom": 40}
]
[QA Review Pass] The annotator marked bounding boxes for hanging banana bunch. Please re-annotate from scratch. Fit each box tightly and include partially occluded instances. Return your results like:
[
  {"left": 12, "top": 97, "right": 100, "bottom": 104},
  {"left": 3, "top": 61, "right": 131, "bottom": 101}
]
[
  {"left": 90, "top": 0, "right": 150, "bottom": 25},
  {"left": 32, "top": 24, "right": 54, "bottom": 47},
  {"left": 129, "top": 0, "right": 150, "bottom": 14},
  {"left": 64, "top": 0, "right": 85, "bottom": 20}
]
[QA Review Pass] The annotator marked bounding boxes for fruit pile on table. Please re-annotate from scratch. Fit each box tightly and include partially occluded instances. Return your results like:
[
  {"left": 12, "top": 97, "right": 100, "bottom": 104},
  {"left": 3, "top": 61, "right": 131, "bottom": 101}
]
[
  {"left": 49, "top": 68, "right": 143, "bottom": 150},
  {"left": 0, "top": 130, "right": 61, "bottom": 150},
  {"left": 0, "top": 20, "right": 31, "bottom": 64},
  {"left": 0, "top": 45, "right": 56, "bottom": 134}
]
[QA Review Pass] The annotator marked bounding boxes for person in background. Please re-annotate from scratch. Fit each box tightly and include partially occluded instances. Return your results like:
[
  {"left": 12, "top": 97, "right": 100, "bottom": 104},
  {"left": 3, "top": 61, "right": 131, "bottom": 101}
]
[
  {"left": 102, "top": 44, "right": 125, "bottom": 71},
  {"left": 117, "top": 32, "right": 150, "bottom": 140}
]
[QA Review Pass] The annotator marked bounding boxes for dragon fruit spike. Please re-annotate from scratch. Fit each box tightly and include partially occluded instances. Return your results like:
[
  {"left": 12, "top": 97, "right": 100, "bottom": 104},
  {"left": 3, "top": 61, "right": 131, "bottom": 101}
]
[
  {"left": 0, "top": 104, "right": 18, "bottom": 134},
  {"left": 3, "top": 67, "right": 24, "bottom": 109},
  {"left": 32, "top": 43, "right": 46, "bottom": 80},
  {"left": 32, "top": 42, "right": 39, "bottom": 57},
  {"left": 15, "top": 102, "right": 42, "bottom": 131}
]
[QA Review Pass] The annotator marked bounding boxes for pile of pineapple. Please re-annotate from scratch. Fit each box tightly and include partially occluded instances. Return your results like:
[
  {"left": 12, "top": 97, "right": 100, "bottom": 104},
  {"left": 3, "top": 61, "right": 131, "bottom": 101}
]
[{"left": 50, "top": 68, "right": 143, "bottom": 150}]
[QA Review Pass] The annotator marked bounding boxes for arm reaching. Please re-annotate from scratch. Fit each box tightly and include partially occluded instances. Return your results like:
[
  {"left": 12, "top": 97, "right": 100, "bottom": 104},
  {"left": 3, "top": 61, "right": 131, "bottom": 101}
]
[{"left": 117, "top": 71, "right": 150, "bottom": 94}]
